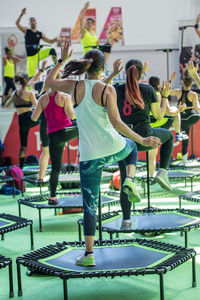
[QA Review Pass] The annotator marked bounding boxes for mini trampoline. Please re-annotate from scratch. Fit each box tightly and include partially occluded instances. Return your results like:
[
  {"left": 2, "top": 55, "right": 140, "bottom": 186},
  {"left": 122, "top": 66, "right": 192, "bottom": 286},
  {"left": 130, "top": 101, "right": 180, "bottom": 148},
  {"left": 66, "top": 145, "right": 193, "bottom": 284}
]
[
  {"left": 0, "top": 213, "right": 34, "bottom": 250},
  {"left": 137, "top": 169, "right": 200, "bottom": 196},
  {"left": 169, "top": 159, "right": 200, "bottom": 169},
  {"left": 78, "top": 208, "right": 200, "bottom": 248},
  {"left": 23, "top": 164, "right": 51, "bottom": 176},
  {"left": 18, "top": 192, "right": 119, "bottom": 232},
  {"left": 0, "top": 174, "right": 16, "bottom": 197},
  {"left": 179, "top": 190, "right": 200, "bottom": 209},
  {"left": 23, "top": 171, "right": 112, "bottom": 194},
  {"left": 0, "top": 254, "right": 14, "bottom": 298},
  {"left": 16, "top": 238, "right": 196, "bottom": 300}
]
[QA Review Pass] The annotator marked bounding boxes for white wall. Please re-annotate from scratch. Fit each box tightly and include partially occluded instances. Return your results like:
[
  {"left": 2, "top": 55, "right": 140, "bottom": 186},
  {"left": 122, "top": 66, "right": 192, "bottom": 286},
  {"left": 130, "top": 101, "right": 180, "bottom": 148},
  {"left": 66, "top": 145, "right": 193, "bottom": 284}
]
[{"left": 0, "top": 0, "right": 199, "bottom": 46}]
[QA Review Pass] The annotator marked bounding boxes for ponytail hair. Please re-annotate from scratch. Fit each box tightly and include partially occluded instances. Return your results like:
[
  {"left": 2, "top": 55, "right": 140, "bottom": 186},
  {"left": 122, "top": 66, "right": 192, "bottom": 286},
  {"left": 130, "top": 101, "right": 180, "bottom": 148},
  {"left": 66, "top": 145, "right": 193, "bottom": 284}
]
[
  {"left": 62, "top": 49, "right": 105, "bottom": 78},
  {"left": 5, "top": 47, "right": 11, "bottom": 54},
  {"left": 14, "top": 73, "right": 29, "bottom": 87},
  {"left": 125, "top": 59, "right": 144, "bottom": 109},
  {"left": 149, "top": 76, "right": 160, "bottom": 91},
  {"left": 182, "top": 70, "right": 192, "bottom": 88}
]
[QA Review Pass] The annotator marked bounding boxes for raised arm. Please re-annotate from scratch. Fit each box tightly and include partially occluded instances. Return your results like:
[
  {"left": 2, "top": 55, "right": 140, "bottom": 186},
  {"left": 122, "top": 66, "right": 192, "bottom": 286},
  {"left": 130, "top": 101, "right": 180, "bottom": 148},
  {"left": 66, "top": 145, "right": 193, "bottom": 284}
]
[
  {"left": 31, "top": 96, "right": 44, "bottom": 121},
  {"left": 41, "top": 33, "right": 57, "bottom": 44},
  {"left": 30, "top": 92, "right": 37, "bottom": 108},
  {"left": 106, "top": 85, "right": 162, "bottom": 148},
  {"left": 103, "top": 59, "right": 123, "bottom": 84},
  {"left": 15, "top": 8, "right": 27, "bottom": 34},
  {"left": 190, "top": 92, "right": 200, "bottom": 112},
  {"left": 151, "top": 82, "right": 171, "bottom": 120},
  {"left": 80, "top": 2, "right": 89, "bottom": 39},
  {"left": 195, "top": 13, "right": 200, "bottom": 38},
  {"left": 5, "top": 92, "right": 15, "bottom": 107},
  {"left": 187, "top": 61, "right": 200, "bottom": 88}
]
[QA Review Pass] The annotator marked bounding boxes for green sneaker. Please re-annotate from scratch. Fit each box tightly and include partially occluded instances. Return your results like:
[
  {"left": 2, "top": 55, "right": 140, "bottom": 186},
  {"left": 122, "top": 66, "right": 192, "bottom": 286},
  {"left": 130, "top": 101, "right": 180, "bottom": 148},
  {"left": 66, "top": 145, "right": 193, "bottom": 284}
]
[
  {"left": 122, "top": 177, "right": 141, "bottom": 203},
  {"left": 76, "top": 253, "right": 96, "bottom": 267}
]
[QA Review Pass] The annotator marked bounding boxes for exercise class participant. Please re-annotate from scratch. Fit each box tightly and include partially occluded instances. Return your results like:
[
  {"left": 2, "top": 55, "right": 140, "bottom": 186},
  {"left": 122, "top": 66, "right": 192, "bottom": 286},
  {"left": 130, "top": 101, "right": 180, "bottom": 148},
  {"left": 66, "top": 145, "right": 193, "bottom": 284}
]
[
  {"left": 2, "top": 47, "right": 21, "bottom": 106},
  {"left": 45, "top": 43, "right": 161, "bottom": 266},
  {"left": 148, "top": 74, "right": 188, "bottom": 178},
  {"left": 32, "top": 67, "right": 78, "bottom": 204},
  {"left": 16, "top": 8, "right": 58, "bottom": 78},
  {"left": 5, "top": 73, "right": 38, "bottom": 169},
  {"left": 170, "top": 70, "right": 200, "bottom": 165},
  {"left": 105, "top": 59, "right": 173, "bottom": 229}
]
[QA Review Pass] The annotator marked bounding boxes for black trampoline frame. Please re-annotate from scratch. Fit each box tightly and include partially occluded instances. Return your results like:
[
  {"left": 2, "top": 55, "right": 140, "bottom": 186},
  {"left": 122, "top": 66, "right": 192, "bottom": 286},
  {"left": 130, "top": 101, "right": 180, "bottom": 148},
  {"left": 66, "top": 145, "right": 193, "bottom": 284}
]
[
  {"left": 0, "top": 254, "right": 14, "bottom": 298},
  {"left": 16, "top": 238, "right": 196, "bottom": 300},
  {"left": 179, "top": 190, "right": 200, "bottom": 209},
  {"left": 77, "top": 208, "right": 200, "bottom": 248},
  {"left": 136, "top": 169, "right": 200, "bottom": 196},
  {"left": 18, "top": 192, "right": 119, "bottom": 232},
  {"left": 0, "top": 213, "right": 34, "bottom": 250}
]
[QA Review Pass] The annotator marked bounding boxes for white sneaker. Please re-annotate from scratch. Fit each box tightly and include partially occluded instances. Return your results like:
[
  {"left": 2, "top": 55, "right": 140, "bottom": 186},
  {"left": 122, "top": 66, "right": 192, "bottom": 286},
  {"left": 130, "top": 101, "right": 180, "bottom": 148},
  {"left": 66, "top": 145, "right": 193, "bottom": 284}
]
[
  {"left": 76, "top": 253, "right": 96, "bottom": 267},
  {"left": 120, "top": 219, "right": 132, "bottom": 230},
  {"left": 155, "top": 169, "right": 172, "bottom": 191}
]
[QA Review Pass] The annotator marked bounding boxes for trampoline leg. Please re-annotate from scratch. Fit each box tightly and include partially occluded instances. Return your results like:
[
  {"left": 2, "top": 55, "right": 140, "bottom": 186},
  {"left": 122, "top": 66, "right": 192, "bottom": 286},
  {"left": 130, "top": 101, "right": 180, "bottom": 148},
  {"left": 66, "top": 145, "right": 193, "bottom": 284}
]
[
  {"left": 98, "top": 191, "right": 103, "bottom": 241},
  {"left": 21, "top": 178, "right": 24, "bottom": 196},
  {"left": 17, "top": 263, "right": 23, "bottom": 296},
  {"left": 191, "top": 178, "right": 193, "bottom": 192},
  {"left": 1, "top": 233, "right": 4, "bottom": 241},
  {"left": 8, "top": 262, "right": 14, "bottom": 298},
  {"left": 63, "top": 279, "right": 68, "bottom": 300},
  {"left": 146, "top": 151, "right": 151, "bottom": 209},
  {"left": 78, "top": 223, "right": 82, "bottom": 241},
  {"left": 30, "top": 223, "right": 34, "bottom": 250},
  {"left": 159, "top": 273, "right": 164, "bottom": 300},
  {"left": 54, "top": 208, "right": 57, "bottom": 215},
  {"left": 192, "top": 256, "right": 197, "bottom": 287},
  {"left": 39, "top": 183, "right": 42, "bottom": 195},
  {"left": 184, "top": 231, "right": 188, "bottom": 248},
  {"left": 18, "top": 203, "right": 22, "bottom": 217},
  {"left": 38, "top": 209, "right": 43, "bottom": 232},
  {"left": 178, "top": 197, "right": 181, "bottom": 209},
  {"left": 109, "top": 233, "right": 113, "bottom": 240},
  {"left": 13, "top": 179, "right": 15, "bottom": 198}
]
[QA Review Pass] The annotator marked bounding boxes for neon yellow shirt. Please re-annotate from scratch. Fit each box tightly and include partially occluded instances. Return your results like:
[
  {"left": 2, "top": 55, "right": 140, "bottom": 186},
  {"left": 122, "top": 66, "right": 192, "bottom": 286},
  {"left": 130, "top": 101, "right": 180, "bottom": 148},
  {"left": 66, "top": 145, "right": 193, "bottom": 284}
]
[
  {"left": 81, "top": 30, "right": 98, "bottom": 54},
  {"left": 4, "top": 59, "right": 15, "bottom": 78},
  {"left": 150, "top": 91, "right": 168, "bottom": 128}
]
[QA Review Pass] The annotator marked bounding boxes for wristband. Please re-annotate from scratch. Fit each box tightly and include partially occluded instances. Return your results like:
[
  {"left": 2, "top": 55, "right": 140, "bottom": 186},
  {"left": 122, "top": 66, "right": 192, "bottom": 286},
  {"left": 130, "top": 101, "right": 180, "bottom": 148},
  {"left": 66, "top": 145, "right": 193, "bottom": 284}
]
[
  {"left": 39, "top": 68, "right": 44, "bottom": 72},
  {"left": 195, "top": 24, "right": 199, "bottom": 29},
  {"left": 162, "top": 96, "right": 168, "bottom": 99},
  {"left": 58, "top": 58, "right": 63, "bottom": 64}
]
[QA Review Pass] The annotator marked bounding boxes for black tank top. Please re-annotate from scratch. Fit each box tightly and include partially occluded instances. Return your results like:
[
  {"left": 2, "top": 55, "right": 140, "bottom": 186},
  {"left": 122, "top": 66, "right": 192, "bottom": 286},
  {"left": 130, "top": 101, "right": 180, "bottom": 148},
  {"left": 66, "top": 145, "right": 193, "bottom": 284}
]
[
  {"left": 25, "top": 29, "right": 42, "bottom": 56},
  {"left": 14, "top": 91, "right": 32, "bottom": 108},
  {"left": 178, "top": 90, "right": 191, "bottom": 107}
]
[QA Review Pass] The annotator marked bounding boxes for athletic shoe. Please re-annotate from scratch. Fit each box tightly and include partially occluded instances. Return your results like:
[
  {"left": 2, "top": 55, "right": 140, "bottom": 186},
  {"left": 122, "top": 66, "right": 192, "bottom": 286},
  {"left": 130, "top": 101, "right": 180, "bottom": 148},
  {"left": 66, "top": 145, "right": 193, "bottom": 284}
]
[
  {"left": 154, "top": 169, "right": 172, "bottom": 191},
  {"left": 48, "top": 198, "right": 58, "bottom": 205},
  {"left": 149, "top": 177, "right": 156, "bottom": 185},
  {"left": 120, "top": 219, "right": 132, "bottom": 230},
  {"left": 175, "top": 132, "right": 188, "bottom": 141},
  {"left": 122, "top": 177, "right": 141, "bottom": 203},
  {"left": 76, "top": 253, "right": 96, "bottom": 267},
  {"left": 38, "top": 178, "right": 44, "bottom": 183}
]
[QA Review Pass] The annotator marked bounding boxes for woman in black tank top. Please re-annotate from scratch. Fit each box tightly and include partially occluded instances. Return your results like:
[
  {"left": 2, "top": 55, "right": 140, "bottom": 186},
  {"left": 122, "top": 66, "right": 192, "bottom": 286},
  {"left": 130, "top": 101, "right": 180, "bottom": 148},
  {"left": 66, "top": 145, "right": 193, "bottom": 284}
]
[
  {"left": 170, "top": 70, "right": 200, "bottom": 165},
  {"left": 5, "top": 73, "right": 38, "bottom": 168}
]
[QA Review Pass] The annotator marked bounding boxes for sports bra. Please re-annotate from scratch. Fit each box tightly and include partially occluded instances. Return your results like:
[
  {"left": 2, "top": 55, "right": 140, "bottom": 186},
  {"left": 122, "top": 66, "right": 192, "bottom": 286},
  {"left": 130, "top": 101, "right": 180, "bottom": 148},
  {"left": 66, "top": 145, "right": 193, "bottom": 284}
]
[{"left": 14, "top": 91, "right": 32, "bottom": 108}]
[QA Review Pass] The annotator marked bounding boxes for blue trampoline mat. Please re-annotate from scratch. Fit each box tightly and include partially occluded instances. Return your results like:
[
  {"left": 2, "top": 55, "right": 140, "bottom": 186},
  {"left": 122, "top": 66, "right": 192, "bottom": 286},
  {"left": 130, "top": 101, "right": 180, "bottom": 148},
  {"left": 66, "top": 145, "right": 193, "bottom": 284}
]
[
  {"left": 103, "top": 212, "right": 197, "bottom": 231},
  {"left": 0, "top": 219, "right": 12, "bottom": 228},
  {"left": 43, "top": 244, "right": 170, "bottom": 272}
]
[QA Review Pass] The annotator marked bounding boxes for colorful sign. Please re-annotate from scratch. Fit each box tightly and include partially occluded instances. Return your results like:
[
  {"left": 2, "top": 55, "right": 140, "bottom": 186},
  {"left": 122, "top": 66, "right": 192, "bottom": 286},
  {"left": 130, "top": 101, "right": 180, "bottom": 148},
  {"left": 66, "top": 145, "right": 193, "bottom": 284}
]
[
  {"left": 57, "top": 28, "right": 71, "bottom": 47},
  {"left": 71, "top": 8, "right": 96, "bottom": 44},
  {"left": 99, "top": 7, "right": 124, "bottom": 45}
]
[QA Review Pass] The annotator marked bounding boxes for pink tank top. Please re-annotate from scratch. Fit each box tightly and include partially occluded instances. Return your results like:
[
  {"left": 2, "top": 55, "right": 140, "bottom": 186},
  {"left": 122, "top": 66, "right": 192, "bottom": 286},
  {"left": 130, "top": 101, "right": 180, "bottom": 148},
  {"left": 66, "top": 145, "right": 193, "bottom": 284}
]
[{"left": 44, "top": 91, "right": 72, "bottom": 134}]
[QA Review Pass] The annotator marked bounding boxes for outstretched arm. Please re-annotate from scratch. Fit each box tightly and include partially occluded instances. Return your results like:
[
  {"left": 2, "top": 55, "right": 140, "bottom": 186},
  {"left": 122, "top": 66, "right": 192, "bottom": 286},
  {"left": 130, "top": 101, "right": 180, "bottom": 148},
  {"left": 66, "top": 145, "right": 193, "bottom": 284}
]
[
  {"left": 41, "top": 33, "right": 57, "bottom": 44},
  {"left": 15, "top": 8, "right": 27, "bottom": 34},
  {"left": 187, "top": 61, "right": 200, "bottom": 88},
  {"left": 195, "top": 13, "right": 200, "bottom": 38},
  {"left": 80, "top": 2, "right": 89, "bottom": 39}
]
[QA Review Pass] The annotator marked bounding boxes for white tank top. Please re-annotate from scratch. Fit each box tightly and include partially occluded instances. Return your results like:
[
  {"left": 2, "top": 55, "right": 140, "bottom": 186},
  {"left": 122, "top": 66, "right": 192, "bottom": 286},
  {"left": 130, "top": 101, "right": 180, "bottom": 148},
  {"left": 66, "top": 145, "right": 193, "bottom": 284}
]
[{"left": 74, "top": 79, "right": 126, "bottom": 161}]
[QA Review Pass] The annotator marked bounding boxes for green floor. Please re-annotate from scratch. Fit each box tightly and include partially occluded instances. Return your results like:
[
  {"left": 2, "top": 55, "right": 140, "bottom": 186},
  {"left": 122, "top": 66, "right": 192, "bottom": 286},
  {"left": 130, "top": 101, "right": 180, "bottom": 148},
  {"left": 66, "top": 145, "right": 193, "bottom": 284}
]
[{"left": 0, "top": 178, "right": 200, "bottom": 300}]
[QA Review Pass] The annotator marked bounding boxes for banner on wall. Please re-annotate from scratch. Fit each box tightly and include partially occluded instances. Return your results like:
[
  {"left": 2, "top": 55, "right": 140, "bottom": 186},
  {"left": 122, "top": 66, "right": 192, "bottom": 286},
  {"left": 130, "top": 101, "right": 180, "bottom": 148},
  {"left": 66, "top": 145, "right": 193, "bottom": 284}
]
[
  {"left": 71, "top": 8, "right": 96, "bottom": 44},
  {"left": 57, "top": 28, "right": 72, "bottom": 47},
  {"left": 99, "top": 7, "right": 124, "bottom": 45}
]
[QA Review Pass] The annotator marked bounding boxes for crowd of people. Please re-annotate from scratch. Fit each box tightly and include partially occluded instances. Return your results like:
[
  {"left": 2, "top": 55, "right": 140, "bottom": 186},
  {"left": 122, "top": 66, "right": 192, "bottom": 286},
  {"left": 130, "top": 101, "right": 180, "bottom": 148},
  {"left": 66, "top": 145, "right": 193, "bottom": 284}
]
[{"left": 1, "top": 3, "right": 200, "bottom": 266}]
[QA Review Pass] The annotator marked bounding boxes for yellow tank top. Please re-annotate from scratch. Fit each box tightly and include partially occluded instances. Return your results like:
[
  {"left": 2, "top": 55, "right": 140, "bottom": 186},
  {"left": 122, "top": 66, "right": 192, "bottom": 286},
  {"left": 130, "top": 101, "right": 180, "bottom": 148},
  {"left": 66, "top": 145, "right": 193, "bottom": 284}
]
[
  {"left": 4, "top": 59, "right": 15, "bottom": 78},
  {"left": 150, "top": 91, "right": 168, "bottom": 128},
  {"left": 81, "top": 30, "right": 98, "bottom": 54}
]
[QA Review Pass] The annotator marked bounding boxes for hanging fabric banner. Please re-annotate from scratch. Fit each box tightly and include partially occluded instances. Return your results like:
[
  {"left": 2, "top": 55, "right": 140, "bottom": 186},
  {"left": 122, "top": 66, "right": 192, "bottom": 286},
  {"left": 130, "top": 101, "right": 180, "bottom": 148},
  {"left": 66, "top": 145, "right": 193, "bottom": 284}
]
[{"left": 99, "top": 7, "right": 124, "bottom": 45}]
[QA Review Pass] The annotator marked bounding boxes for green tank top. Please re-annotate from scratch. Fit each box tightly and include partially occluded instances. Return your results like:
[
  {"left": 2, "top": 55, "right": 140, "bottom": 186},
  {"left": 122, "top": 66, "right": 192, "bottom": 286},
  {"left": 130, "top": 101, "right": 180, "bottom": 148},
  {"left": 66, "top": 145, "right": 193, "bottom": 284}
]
[
  {"left": 81, "top": 30, "right": 98, "bottom": 54},
  {"left": 150, "top": 91, "right": 168, "bottom": 128},
  {"left": 4, "top": 59, "right": 15, "bottom": 78}
]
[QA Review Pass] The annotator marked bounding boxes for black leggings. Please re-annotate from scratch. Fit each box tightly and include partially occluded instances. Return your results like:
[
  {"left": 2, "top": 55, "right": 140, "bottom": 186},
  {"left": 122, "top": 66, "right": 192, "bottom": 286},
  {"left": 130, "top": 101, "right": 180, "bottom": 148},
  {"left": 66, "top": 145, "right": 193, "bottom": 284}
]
[
  {"left": 4, "top": 77, "right": 15, "bottom": 96},
  {"left": 119, "top": 126, "right": 174, "bottom": 220},
  {"left": 18, "top": 111, "right": 39, "bottom": 147},
  {"left": 39, "top": 112, "right": 49, "bottom": 147},
  {"left": 48, "top": 126, "right": 79, "bottom": 197},
  {"left": 181, "top": 115, "right": 200, "bottom": 155}
]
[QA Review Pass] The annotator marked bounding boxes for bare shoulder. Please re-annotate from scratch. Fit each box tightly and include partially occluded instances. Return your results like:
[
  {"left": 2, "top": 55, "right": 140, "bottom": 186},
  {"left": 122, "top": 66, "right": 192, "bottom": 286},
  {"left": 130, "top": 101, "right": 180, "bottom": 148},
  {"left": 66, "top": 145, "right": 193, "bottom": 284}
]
[
  {"left": 189, "top": 90, "right": 198, "bottom": 100},
  {"left": 58, "top": 91, "right": 71, "bottom": 100}
]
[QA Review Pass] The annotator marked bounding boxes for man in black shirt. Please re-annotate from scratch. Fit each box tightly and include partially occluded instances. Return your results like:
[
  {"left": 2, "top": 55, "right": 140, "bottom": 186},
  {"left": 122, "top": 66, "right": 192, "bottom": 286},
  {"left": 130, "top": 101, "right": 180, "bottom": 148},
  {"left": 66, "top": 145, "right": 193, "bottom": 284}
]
[{"left": 16, "top": 8, "right": 58, "bottom": 78}]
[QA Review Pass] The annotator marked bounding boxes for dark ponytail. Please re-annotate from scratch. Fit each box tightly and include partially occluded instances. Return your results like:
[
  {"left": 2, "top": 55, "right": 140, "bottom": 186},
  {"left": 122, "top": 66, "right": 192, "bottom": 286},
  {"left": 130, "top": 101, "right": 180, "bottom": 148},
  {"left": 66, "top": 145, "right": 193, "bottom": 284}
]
[
  {"left": 14, "top": 73, "right": 29, "bottom": 87},
  {"left": 149, "top": 76, "right": 160, "bottom": 91},
  {"left": 182, "top": 70, "right": 192, "bottom": 88},
  {"left": 125, "top": 60, "right": 144, "bottom": 110},
  {"left": 62, "top": 49, "right": 105, "bottom": 78}
]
